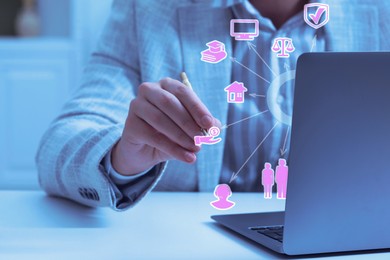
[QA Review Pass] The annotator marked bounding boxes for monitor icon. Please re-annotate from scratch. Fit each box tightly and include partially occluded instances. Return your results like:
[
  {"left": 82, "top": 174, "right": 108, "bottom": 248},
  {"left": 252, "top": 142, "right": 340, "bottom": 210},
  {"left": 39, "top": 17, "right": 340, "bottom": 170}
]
[{"left": 230, "top": 19, "right": 259, "bottom": 41}]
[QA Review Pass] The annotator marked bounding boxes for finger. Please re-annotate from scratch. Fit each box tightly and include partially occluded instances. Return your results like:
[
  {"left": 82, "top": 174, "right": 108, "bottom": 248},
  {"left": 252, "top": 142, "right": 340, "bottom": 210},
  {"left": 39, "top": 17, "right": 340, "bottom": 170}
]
[
  {"left": 138, "top": 82, "right": 203, "bottom": 138},
  {"left": 213, "top": 118, "right": 222, "bottom": 129},
  {"left": 131, "top": 98, "right": 200, "bottom": 153},
  {"left": 159, "top": 78, "right": 215, "bottom": 130},
  {"left": 130, "top": 114, "right": 197, "bottom": 163}
]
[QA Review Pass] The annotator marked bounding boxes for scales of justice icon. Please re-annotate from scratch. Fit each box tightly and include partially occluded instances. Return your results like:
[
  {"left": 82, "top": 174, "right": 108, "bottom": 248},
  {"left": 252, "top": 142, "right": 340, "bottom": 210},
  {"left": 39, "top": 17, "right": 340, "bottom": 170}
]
[{"left": 271, "top": 37, "right": 295, "bottom": 58}]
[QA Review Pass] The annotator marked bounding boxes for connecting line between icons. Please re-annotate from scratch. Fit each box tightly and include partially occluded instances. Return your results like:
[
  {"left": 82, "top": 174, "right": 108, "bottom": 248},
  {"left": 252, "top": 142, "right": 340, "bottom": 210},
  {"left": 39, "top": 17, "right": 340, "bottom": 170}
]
[
  {"left": 311, "top": 34, "right": 317, "bottom": 52},
  {"left": 283, "top": 62, "right": 291, "bottom": 72},
  {"left": 230, "top": 57, "right": 271, "bottom": 84},
  {"left": 247, "top": 42, "right": 278, "bottom": 77},
  {"left": 280, "top": 126, "right": 290, "bottom": 156},
  {"left": 229, "top": 122, "right": 279, "bottom": 183},
  {"left": 221, "top": 110, "right": 269, "bottom": 129},
  {"left": 249, "top": 93, "right": 265, "bottom": 98}
]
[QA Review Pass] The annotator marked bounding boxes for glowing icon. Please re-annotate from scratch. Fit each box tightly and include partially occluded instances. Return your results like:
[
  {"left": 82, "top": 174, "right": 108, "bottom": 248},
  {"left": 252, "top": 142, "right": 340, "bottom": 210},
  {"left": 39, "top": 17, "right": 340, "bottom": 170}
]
[
  {"left": 262, "top": 162, "right": 275, "bottom": 199},
  {"left": 194, "top": 126, "right": 222, "bottom": 146},
  {"left": 210, "top": 184, "right": 235, "bottom": 210},
  {"left": 304, "top": 3, "right": 330, "bottom": 29},
  {"left": 224, "top": 81, "right": 248, "bottom": 103},
  {"left": 200, "top": 40, "right": 227, "bottom": 64},
  {"left": 275, "top": 159, "right": 288, "bottom": 199},
  {"left": 271, "top": 37, "right": 295, "bottom": 58},
  {"left": 230, "top": 19, "right": 259, "bottom": 41}
]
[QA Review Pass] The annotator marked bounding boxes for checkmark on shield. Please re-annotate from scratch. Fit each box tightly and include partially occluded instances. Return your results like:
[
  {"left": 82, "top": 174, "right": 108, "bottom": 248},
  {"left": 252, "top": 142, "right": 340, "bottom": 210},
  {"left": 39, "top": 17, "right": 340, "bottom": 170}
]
[{"left": 304, "top": 3, "right": 330, "bottom": 29}]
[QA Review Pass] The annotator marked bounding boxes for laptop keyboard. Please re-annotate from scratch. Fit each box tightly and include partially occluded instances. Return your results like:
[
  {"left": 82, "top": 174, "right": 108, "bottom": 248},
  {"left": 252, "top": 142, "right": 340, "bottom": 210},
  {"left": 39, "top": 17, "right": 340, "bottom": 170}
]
[{"left": 249, "top": 225, "right": 284, "bottom": 242}]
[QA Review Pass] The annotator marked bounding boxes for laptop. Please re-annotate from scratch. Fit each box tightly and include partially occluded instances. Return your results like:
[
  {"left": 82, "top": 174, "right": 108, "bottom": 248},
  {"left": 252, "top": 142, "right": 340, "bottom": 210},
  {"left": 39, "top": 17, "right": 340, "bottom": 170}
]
[{"left": 212, "top": 52, "right": 390, "bottom": 255}]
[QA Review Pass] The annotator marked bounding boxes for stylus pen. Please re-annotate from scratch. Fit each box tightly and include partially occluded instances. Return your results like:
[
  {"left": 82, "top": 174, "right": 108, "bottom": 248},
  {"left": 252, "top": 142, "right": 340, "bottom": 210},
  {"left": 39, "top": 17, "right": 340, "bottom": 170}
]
[{"left": 180, "top": 72, "right": 209, "bottom": 136}]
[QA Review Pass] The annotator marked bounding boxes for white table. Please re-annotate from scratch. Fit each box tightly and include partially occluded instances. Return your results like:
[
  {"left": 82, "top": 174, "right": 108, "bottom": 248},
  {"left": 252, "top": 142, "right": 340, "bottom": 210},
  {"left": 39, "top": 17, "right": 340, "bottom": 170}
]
[{"left": 0, "top": 191, "right": 389, "bottom": 259}]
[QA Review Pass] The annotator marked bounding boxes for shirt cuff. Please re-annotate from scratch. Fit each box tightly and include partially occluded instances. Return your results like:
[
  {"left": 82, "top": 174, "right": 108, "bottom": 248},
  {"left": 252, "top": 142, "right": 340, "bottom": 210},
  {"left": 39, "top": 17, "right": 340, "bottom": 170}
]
[{"left": 103, "top": 149, "right": 152, "bottom": 185}]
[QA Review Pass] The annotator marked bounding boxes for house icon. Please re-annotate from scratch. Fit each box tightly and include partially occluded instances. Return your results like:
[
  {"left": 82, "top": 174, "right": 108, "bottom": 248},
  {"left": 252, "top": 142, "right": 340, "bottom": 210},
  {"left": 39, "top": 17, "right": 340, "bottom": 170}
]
[{"left": 224, "top": 81, "right": 248, "bottom": 103}]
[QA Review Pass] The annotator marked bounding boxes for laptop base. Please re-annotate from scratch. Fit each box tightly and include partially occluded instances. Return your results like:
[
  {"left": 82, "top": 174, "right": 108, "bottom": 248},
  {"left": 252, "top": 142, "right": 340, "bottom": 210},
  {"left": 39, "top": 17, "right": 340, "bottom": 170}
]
[{"left": 211, "top": 212, "right": 285, "bottom": 254}]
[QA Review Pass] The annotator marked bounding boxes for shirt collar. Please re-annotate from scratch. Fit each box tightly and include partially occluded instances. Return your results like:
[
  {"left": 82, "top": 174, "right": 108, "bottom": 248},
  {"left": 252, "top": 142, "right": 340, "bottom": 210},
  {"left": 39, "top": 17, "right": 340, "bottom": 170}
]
[{"left": 232, "top": 0, "right": 307, "bottom": 32}]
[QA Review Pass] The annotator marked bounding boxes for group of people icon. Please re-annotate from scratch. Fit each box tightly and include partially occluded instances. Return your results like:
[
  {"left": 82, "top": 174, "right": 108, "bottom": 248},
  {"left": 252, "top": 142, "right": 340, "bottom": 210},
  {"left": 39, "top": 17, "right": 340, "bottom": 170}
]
[
  {"left": 210, "top": 159, "right": 289, "bottom": 210},
  {"left": 262, "top": 158, "right": 288, "bottom": 199}
]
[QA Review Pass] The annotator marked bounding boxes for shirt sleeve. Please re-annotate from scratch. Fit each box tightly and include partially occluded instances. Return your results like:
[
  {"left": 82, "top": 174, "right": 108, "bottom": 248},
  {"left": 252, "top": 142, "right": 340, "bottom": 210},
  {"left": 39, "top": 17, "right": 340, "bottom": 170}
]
[
  {"left": 35, "top": 0, "right": 168, "bottom": 210},
  {"left": 103, "top": 148, "right": 152, "bottom": 185}
]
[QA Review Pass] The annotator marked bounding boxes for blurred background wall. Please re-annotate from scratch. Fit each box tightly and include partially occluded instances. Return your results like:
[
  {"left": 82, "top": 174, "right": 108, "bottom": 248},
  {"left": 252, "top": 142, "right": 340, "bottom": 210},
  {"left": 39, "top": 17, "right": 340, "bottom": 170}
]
[{"left": 0, "top": 0, "right": 113, "bottom": 189}]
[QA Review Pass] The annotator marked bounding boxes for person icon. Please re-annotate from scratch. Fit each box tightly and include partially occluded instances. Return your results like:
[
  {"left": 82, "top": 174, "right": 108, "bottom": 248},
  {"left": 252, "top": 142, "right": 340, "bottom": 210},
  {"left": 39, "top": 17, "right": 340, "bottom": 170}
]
[
  {"left": 210, "top": 184, "right": 235, "bottom": 210},
  {"left": 275, "top": 159, "right": 288, "bottom": 199},
  {"left": 261, "top": 162, "right": 274, "bottom": 199}
]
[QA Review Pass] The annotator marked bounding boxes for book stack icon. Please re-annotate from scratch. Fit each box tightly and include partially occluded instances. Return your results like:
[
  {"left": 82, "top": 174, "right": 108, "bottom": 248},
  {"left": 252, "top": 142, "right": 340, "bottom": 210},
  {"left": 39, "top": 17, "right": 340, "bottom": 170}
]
[{"left": 200, "top": 40, "right": 227, "bottom": 64}]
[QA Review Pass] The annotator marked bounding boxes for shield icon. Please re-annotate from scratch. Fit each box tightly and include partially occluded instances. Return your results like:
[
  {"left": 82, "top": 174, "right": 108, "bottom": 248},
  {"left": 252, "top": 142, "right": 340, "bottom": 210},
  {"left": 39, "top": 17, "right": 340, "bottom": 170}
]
[{"left": 304, "top": 3, "right": 330, "bottom": 29}]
